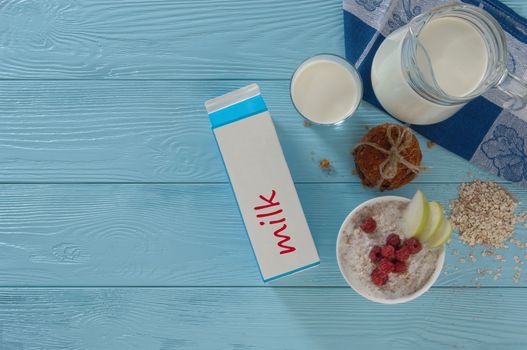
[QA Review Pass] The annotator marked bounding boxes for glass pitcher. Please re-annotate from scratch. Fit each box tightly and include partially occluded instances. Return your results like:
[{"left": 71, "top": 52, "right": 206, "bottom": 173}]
[{"left": 371, "top": 3, "right": 527, "bottom": 125}]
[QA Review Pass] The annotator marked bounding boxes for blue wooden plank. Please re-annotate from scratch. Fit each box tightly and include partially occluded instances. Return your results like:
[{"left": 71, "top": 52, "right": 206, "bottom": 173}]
[
  {"left": 0, "top": 0, "right": 344, "bottom": 79},
  {"left": 0, "top": 80, "right": 501, "bottom": 183},
  {"left": 0, "top": 0, "right": 525, "bottom": 79},
  {"left": 1, "top": 0, "right": 527, "bottom": 347},
  {"left": 0, "top": 183, "right": 525, "bottom": 287},
  {"left": 0, "top": 287, "right": 525, "bottom": 349}
]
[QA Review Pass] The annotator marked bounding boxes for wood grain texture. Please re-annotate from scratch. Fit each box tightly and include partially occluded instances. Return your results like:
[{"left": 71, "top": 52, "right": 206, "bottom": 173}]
[
  {"left": 0, "top": 80, "right": 501, "bottom": 183},
  {"left": 0, "top": 287, "right": 525, "bottom": 349},
  {"left": 0, "top": 0, "right": 344, "bottom": 79},
  {"left": 0, "top": 0, "right": 525, "bottom": 79},
  {"left": 0, "top": 183, "right": 525, "bottom": 287},
  {"left": 2, "top": 0, "right": 527, "bottom": 348}
]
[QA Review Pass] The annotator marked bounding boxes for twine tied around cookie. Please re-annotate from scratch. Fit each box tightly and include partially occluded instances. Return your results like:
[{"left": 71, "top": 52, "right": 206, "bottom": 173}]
[{"left": 354, "top": 125, "right": 425, "bottom": 188}]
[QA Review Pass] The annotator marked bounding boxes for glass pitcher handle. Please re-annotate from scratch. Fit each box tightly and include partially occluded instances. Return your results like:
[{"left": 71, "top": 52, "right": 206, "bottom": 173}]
[{"left": 496, "top": 71, "right": 527, "bottom": 110}]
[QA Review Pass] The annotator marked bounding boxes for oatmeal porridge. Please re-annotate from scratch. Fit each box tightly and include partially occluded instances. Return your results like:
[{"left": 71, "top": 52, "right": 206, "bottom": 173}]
[{"left": 338, "top": 199, "right": 441, "bottom": 300}]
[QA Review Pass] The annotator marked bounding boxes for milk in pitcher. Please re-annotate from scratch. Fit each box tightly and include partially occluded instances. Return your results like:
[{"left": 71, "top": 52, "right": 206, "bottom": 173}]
[{"left": 372, "top": 15, "right": 489, "bottom": 124}]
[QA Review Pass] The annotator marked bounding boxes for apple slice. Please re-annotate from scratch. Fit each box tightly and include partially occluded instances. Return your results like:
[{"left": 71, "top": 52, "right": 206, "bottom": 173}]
[
  {"left": 427, "top": 219, "right": 453, "bottom": 248},
  {"left": 417, "top": 201, "right": 444, "bottom": 242},
  {"left": 402, "top": 190, "right": 429, "bottom": 238}
]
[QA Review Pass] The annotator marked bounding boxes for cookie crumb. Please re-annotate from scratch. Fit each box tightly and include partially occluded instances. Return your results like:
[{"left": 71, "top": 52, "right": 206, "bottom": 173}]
[
  {"left": 426, "top": 140, "right": 435, "bottom": 149},
  {"left": 319, "top": 159, "right": 331, "bottom": 170},
  {"left": 303, "top": 120, "right": 312, "bottom": 127}
]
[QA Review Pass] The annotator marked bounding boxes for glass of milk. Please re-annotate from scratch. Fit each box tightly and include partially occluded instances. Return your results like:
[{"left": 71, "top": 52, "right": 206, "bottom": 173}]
[
  {"left": 371, "top": 4, "right": 527, "bottom": 125},
  {"left": 290, "top": 54, "right": 363, "bottom": 125}
]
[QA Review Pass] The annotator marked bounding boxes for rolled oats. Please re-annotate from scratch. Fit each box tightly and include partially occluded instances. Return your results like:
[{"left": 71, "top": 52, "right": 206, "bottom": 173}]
[{"left": 450, "top": 181, "right": 517, "bottom": 247}]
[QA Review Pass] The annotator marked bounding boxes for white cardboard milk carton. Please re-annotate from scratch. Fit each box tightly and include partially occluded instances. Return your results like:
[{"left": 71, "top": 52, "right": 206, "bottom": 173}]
[{"left": 205, "top": 84, "right": 320, "bottom": 282}]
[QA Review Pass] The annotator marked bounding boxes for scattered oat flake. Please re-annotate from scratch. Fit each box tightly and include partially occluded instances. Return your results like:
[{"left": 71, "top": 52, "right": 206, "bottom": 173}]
[
  {"left": 469, "top": 253, "right": 477, "bottom": 262},
  {"left": 475, "top": 282, "right": 481, "bottom": 288},
  {"left": 495, "top": 254, "right": 506, "bottom": 262},
  {"left": 459, "top": 258, "right": 466, "bottom": 264},
  {"left": 478, "top": 268, "right": 491, "bottom": 276},
  {"left": 510, "top": 238, "right": 524, "bottom": 248},
  {"left": 517, "top": 212, "right": 527, "bottom": 223},
  {"left": 482, "top": 249, "right": 494, "bottom": 257},
  {"left": 513, "top": 271, "right": 521, "bottom": 283},
  {"left": 451, "top": 181, "right": 517, "bottom": 247},
  {"left": 493, "top": 268, "right": 503, "bottom": 280},
  {"left": 452, "top": 249, "right": 460, "bottom": 256},
  {"left": 426, "top": 140, "right": 435, "bottom": 149}
]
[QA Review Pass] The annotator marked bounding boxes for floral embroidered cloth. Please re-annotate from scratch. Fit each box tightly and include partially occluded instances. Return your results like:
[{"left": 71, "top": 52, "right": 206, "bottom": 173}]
[{"left": 343, "top": 0, "right": 527, "bottom": 185}]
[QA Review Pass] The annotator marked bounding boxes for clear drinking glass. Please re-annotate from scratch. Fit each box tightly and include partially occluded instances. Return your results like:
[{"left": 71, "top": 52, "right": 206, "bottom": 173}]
[
  {"left": 371, "top": 4, "right": 527, "bottom": 125},
  {"left": 290, "top": 54, "right": 363, "bottom": 126}
]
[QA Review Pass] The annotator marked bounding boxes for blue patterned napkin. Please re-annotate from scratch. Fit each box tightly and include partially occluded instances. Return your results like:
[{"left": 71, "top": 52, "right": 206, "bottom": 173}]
[{"left": 343, "top": 0, "right": 527, "bottom": 185}]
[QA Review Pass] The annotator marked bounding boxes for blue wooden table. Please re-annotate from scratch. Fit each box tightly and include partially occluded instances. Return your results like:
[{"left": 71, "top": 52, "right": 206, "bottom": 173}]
[{"left": 1, "top": 0, "right": 527, "bottom": 348}]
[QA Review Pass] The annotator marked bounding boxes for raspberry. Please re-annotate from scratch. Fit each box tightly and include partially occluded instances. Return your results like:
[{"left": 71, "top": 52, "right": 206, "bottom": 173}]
[
  {"left": 381, "top": 244, "right": 395, "bottom": 258},
  {"left": 369, "top": 245, "right": 383, "bottom": 263},
  {"left": 395, "top": 246, "right": 411, "bottom": 261},
  {"left": 371, "top": 268, "right": 388, "bottom": 286},
  {"left": 394, "top": 260, "right": 407, "bottom": 273},
  {"left": 360, "top": 217, "right": 377, "bottom": 234},
  {"left": 404, "top": 238, "right": 422, "bottom": 254},
  {"left": 385, "top": 233, "right": 401, "bottom": 248},
  {"left": 378, "top": 258, "right": 395, "bottom": 273}
]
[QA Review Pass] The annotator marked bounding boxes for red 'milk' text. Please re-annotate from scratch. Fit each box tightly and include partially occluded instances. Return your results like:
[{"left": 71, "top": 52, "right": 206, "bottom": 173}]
[{"left": 254, "top": 190, "right": 296, "bottom": 255}]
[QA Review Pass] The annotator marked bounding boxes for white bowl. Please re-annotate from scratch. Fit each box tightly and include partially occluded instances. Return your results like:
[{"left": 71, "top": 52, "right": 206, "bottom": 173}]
[{"left": 336, "top": 195, "right": 445, "bottom": 304}]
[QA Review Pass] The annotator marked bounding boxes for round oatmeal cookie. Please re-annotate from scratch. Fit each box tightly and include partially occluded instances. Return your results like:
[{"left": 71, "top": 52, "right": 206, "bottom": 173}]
[{"left": 353, "top": 123, "right": 422, "bottom": 191}]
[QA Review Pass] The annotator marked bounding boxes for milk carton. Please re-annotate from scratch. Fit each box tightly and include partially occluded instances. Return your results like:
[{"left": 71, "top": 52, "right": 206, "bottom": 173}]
[{"left": 205, "top": 84, "right": 320, "bottom": 282}]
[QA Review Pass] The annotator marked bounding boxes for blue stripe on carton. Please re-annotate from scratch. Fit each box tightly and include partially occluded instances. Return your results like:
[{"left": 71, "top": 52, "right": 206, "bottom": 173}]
[
  {"left": 209, "top": 95, "right": 268, "bottom": 128},
  {"left": 263, "top": 261, "right": 321, "bottom": 283}
]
